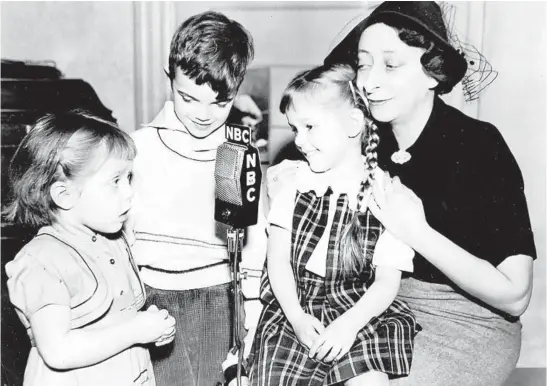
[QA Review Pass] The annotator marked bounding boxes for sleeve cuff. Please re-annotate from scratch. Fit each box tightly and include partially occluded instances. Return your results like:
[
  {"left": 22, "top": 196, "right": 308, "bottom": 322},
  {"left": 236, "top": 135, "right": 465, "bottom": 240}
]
[{"left": 372, "top": 230, "right": 415, "bottom": 272}]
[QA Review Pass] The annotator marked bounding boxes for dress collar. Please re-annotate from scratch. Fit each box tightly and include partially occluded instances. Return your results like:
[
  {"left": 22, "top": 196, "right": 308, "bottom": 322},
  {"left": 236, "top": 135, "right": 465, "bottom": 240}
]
[{"left": 295, "top": 159, "right": 369, "bottom": 211}]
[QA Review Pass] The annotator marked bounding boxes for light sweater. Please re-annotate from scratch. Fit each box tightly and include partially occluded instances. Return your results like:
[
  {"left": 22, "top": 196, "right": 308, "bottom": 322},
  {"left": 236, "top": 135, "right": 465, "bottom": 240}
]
[{"left": 129, "top": 102, "right": 267, "bottom": 291}]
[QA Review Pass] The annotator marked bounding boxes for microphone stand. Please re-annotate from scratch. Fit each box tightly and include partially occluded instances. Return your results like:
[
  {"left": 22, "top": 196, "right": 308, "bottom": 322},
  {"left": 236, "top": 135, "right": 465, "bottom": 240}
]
[{"left": 226, "top": 227, "right": 246, "bottom": 386}]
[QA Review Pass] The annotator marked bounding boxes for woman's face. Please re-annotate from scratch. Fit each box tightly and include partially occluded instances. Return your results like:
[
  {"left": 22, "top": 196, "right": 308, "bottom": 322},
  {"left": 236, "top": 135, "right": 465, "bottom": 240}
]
[{"left": 355, "top": 23, "right": 437, "bottom": 124}]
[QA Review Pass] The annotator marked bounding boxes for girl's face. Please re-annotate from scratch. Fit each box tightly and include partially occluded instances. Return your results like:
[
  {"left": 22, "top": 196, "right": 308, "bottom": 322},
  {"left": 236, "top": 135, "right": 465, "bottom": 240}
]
[
  {"left": 355, "top": 23, "right": 437, "bottom": 124},
  {"left": 286, "top": 95, "right": 360, "bottom": 174},
  {"left": 71, "top": 155, "right": 134, "bottom": 234}
]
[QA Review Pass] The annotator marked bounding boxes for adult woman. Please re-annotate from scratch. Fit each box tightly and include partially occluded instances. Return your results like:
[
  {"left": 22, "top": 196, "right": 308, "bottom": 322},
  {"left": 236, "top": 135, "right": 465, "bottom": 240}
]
[{"left": 324, "top": 2, "right": 537, "bottom": 385}]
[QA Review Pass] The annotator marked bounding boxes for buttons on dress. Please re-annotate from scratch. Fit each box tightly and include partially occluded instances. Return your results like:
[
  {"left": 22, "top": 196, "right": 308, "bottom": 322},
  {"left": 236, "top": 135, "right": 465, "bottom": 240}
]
[
  {"left": 92, "top": 235, "right": 97, "bottom": 242},
  {"left": 110, "top": 259, "right": 115, "bottom": 265}
]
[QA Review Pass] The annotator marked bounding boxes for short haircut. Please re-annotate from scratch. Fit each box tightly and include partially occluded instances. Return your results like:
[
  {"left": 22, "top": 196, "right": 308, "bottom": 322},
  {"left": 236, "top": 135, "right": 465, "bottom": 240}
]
[
  {"left": 3, "top": 109, "right": 136, "bottom": 228},
  {"left": 168, "top": 11, "right": 254, "bottom": 101}
]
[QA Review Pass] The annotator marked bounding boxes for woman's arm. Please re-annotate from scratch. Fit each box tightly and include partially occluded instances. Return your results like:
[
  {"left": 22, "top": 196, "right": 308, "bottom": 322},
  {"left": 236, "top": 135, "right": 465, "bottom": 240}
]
[
  {"left": 409, "top": 225, "right": 533, "bottom": 316},
  {"left": 369, "top": 177, "right": 534, "bottom": 317},
  {"left": 31, "top": 304, "right": 175, "bottom": 370}
]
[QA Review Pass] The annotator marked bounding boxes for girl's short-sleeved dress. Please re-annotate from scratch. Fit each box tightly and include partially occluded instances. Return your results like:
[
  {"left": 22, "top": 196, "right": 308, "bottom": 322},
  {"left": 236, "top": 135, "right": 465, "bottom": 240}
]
[
  {"left": 249, "top": 162, "right": 420, "bottom": 386},
  {"left": 5, "top": 224, "right": 155, "bottom": 386}
]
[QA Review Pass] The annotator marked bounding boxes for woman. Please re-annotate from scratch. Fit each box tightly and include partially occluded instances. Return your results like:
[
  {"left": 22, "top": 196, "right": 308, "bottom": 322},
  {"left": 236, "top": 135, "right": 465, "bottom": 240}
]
[{"left": 323, "top": 2, "right": 537, "bottom": 385}]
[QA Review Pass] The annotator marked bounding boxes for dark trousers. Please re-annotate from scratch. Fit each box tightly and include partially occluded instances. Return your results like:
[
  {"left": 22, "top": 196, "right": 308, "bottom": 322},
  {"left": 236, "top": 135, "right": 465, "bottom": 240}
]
[{"left": 145, "top": 283, "right": 234, "bottom": 386}]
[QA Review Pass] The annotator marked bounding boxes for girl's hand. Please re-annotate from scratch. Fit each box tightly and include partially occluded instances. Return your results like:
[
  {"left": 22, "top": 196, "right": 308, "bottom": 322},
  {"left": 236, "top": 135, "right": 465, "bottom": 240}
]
[
  {"left": 369, "top": 173, "right": 428, "bottom": 246},
  {"left": 290, "top": 312, "right": 325, "bottom": 350},
  {"left": 133, "top": 305, "right": 176, "bottom": 346},
  {"left": 308, "top": 313, "right": 360, "bottom": 363}
]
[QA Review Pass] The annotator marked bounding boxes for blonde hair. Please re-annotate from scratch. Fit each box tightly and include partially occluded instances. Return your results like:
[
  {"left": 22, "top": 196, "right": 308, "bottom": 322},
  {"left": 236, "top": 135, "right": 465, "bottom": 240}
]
[
  {"left": 3, "top": 110, "right": 136, "bottom": 228},
  {"left": 280, "top": 63, "right": 380, "bottom": 277}
]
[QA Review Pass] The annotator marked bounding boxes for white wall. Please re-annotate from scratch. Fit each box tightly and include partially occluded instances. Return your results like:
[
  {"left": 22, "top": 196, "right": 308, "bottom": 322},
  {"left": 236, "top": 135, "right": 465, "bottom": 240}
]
[
  {"left": 1, "top": 1, "right": 137, "bottom": 132},
  {"left": 479, "top": 1, "right": 546, "bottom": 368}
]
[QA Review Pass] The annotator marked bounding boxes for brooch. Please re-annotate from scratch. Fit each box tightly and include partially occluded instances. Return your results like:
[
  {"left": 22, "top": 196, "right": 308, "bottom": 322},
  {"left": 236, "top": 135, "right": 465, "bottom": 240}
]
[{"left": 391, "top": 149, "right": 411, "bottom": 164}]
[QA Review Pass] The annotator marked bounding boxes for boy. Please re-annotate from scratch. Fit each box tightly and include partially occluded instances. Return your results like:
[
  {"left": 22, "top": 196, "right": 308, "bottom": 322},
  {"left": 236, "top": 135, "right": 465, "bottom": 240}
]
[{"left": 129, "top": 11, "right": 266, "bottom": 386}]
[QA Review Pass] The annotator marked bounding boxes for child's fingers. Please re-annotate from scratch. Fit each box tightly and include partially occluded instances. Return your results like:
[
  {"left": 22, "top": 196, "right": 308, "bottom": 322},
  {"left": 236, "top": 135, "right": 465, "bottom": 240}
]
[
  {"left": 147, "top": 304, "right": 159, "bottom": 312},
  {"left": 335, "top": 343, "right": 351, "bottom": 362},
  {"left": 155, "top": 335, "right": 174, "bottom": 347},
  {"left": 310, "top": 317, "right": 325, "bottom": 334},
  {"left": 155, "top": 329, "right": 176, "bottom": 346},
  {"left": 308, "top": 336, "right": 324, "bottom": 358},
  {"left": 314, "top": 340, "right": 334, "bottom": 361},
  {"left": 323, "top": 344, "right": 342, "bottom": 363}
]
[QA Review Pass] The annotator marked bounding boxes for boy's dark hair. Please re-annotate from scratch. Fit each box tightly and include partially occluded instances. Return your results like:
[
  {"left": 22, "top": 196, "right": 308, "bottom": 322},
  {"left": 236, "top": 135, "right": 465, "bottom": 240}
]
[{"left": 168, "top": 11, "right": 254, "bottom": 101}]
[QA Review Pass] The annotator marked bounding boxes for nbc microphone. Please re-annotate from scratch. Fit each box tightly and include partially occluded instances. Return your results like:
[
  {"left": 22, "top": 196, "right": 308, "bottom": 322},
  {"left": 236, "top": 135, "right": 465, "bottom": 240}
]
[
  {"left": 214, "top": 123, "right": 262, "bottom": 228},
  {"left": 214, "top": 123, "right": 261, "bottom": 386}
]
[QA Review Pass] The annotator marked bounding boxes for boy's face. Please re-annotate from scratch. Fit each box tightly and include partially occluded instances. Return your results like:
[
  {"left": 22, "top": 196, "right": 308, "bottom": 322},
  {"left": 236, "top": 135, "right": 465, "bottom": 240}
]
[{"left": 171, "top": 68, "right": 235, "bottom": 137}]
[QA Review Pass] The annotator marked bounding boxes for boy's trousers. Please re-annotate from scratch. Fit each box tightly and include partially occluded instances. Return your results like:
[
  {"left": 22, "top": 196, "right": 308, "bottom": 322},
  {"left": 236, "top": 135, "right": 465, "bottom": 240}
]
[{"left": 145, "top": 283, "right": 234, "bottom": 386}]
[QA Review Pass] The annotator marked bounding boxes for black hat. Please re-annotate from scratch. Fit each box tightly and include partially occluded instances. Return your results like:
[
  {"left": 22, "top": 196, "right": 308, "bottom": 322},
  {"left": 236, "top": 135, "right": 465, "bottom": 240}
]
[{"left": 324, "top": 1, "right": 468, "bottom": 86}]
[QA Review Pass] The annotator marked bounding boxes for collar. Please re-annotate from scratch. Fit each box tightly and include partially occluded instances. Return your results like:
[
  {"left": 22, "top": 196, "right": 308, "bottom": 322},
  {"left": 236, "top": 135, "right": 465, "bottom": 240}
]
[
  {"left": 146, "top": 101, "right": 183, "bottom": 131},
  {"left": 295, "top": 159, "right": 369, "bottom": 211},
  {"left": 146, "top": 101, "right": 226, "bottom": 160}
]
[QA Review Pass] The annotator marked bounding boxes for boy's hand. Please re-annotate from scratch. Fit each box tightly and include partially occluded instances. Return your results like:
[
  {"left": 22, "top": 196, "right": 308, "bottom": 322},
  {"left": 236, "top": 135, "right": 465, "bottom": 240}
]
[
  {"left": 133, "top": 305, "right": 176, "bottom": 346},
  {"left": 290, "top": 312, "right": 325, "bottom": 350},
  {"left": 308, "top": 313, "right": 359, "bottom": 363}
]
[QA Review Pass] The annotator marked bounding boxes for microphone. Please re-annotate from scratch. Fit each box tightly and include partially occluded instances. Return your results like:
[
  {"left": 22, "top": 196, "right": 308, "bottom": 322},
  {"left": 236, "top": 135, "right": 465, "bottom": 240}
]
[
  {"left": 214, "top": 123, "right": 262, "bottom": 228},
  {"left": 214, "top": 123, "right": 261, "bottom": 386}
]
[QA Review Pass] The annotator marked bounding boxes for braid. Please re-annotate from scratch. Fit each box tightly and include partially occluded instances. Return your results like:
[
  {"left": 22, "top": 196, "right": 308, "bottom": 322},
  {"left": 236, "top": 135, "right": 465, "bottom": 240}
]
[
  {"left": 364, "top": 119, "right": 379, "bottom": 187},
  {"left": 338, "top": 81, "right": 380, "bottom": 278}
]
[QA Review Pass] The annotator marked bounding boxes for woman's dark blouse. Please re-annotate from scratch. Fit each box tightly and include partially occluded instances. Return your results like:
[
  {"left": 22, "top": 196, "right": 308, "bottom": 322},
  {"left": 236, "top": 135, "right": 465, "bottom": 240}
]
[{"left": 377, "top": 97, "right": 537, "bottom": 285}]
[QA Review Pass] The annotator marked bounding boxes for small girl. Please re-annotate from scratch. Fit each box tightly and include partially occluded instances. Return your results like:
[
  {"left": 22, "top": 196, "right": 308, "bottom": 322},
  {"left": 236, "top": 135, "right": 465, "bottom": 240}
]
[
  {"left": 3, "top": 110, "right": 176, "bottom": 386},
  {"left": 249, "top": 64, "right": 420, "bottom": 386}
]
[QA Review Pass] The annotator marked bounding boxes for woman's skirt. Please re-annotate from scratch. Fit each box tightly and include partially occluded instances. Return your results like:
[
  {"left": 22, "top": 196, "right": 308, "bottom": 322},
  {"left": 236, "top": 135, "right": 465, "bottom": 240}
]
[{"left": 390, "top": 278, "right": 521, "bottom": 386}]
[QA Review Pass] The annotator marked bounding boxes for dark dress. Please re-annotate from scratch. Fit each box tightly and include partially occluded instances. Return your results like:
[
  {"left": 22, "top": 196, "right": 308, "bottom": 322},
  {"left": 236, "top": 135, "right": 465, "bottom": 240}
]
[
  {"left": 249, "top": 186, "right": 420, "bottom": 386},
  {"left": 380, "top": 97, "right": 537, "bottom": 386}
]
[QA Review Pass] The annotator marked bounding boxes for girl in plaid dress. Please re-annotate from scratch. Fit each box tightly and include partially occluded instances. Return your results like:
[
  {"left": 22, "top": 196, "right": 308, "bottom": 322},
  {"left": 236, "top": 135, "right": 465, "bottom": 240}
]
[{"left": 248, "top": 64, "right": 419, "bottom": 386}]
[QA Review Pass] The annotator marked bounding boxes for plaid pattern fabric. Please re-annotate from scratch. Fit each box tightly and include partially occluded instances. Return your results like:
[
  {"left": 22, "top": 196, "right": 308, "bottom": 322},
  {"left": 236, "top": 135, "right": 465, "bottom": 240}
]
[{"left": 249, "top": 191, "right": 419, "bottom": 385}]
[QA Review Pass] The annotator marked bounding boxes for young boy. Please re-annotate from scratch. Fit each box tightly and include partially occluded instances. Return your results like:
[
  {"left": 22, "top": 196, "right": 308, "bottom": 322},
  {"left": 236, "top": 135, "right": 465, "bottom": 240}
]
[{"left": 129, "top": 11, "right": 267, "bottom": 386}]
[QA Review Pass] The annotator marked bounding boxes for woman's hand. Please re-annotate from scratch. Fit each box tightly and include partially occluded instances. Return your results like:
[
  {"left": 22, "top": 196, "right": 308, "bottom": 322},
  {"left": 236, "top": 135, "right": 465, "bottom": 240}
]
[
  {"left": 133, "top": 305, "right": 176, "bottom": 346},
  {"left": 308, "top": 313, "right": 360, "bottom": 363},
  {"left": 290, "top": 312, "right": 325, "bottom": 350},
  {"left": 266, "top": 160, "right": 299, "bottom": 200},
  {"left": 369, "top": 172, "right": 428, "bottom": 246}
]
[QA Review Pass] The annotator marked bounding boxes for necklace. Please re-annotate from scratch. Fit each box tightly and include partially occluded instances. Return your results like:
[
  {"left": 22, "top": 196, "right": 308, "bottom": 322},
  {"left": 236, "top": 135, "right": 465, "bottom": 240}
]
[{"left": 391, "top": 149, "right": 411, "bottom": 164}]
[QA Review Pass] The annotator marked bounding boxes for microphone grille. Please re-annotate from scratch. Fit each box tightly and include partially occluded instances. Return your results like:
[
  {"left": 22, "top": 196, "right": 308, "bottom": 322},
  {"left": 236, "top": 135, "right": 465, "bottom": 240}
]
[{"left": 215, "top": 142, "right": 245, "bottom": 206}]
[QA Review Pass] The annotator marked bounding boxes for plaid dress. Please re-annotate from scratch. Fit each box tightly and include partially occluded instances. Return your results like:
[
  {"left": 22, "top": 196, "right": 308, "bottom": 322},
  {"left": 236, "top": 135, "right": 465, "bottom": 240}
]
[{"left": 249, "top": 188, "right": 419, "bottom": 386}]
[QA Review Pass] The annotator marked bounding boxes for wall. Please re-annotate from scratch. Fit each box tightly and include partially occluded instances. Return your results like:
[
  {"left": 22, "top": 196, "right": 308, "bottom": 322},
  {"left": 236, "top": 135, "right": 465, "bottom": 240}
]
[
  {"left": 0, "top": 1, "right": 137, "bottom": 132},
  {"left": 479, "top": 1, "right": 546, "bottom": 368}
]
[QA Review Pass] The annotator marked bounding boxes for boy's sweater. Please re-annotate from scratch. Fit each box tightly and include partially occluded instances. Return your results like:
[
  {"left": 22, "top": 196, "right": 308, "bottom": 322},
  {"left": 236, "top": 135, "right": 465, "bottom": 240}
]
[{"left": 129, "top": 102, "right": 267, "bottom": 291}]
